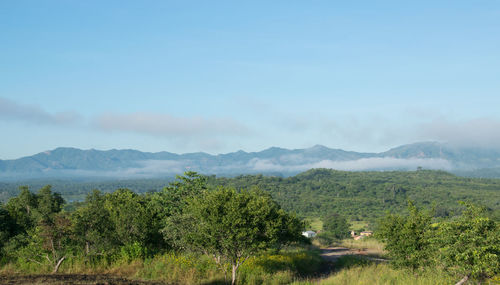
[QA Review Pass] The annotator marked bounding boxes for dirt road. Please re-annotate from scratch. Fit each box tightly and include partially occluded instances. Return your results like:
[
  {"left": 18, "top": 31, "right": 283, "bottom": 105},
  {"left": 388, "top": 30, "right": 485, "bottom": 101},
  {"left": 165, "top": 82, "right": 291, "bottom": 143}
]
[{"left": 320, "top": 247, "right": 388, "bottom": 263}]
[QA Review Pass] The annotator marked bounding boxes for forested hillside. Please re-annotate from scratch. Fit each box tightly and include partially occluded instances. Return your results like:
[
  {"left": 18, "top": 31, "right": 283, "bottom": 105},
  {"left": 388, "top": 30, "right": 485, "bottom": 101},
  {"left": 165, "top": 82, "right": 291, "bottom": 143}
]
[
  {"left": 2, "top": 169, "right": 499, "bottom": 223},
  {"left": 212, "top": 169, "right": 500, "bottom": 222}
]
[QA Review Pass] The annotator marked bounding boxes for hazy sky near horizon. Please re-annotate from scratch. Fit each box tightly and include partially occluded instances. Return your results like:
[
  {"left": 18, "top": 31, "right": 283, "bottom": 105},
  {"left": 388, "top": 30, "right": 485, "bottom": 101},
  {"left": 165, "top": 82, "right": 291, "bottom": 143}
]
[{"left": 1, "top": 1, "right": 500, "bottom": 159}]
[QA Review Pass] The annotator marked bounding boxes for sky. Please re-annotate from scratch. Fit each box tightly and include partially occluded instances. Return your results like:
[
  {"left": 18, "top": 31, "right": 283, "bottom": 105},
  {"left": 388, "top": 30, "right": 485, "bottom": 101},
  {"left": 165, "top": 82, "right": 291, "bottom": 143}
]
[{"left": 1, "top": 1, "right": 500, "bottom": 159}]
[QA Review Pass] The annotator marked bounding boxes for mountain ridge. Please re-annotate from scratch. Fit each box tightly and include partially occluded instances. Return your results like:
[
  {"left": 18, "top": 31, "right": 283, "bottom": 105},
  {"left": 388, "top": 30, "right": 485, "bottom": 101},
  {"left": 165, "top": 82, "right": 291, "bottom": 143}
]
[{"left": 1, "top": 142, "right": 500, "bottom": 180}]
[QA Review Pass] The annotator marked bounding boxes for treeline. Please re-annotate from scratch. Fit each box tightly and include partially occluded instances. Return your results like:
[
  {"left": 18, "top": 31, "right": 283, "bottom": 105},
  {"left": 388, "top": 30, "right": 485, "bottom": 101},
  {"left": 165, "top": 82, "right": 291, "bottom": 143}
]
[
  {"left": 2, "top": 169, "right": 500, "bottom": 223},
  {"left": 0, "top": 172, "right": 304, "bottom": 284},
  {"left": 213, "top": 169, "right": 500, "bottom": 222},
  {"left": 0, "top": 178, "right": 175, "bottom": 203}
]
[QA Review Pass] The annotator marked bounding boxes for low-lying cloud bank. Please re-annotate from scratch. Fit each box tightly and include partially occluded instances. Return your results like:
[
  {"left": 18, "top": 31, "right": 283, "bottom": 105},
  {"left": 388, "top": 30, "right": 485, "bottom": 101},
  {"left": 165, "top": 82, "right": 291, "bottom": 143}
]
[
  {"left": 247, "top": 157, "right": 453, "bottom": 173},
  {"left": 0, "top": 97, "right": 81, "bottom": 126},
  {"left": 418, "top": 118, "right": 500, "bottom": 150},
  {"left": 93, "top": 112, "right": 249, "bottom": 137},
  {"left": 0, "top": 157, "right": 454, "bottom": 181}
]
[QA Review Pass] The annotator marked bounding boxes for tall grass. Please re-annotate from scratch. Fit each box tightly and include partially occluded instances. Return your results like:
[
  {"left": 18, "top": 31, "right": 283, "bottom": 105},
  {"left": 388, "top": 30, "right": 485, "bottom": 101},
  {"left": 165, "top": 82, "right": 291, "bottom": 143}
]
[
  {"left": 295, "top": 257, "right": 455, "bottom": 285},
  {"left": 134, "top": 253, "right": 222, "bottom": 284},
  {"left": 304, "top": 217, "right": 323, "bottom": 231},
  {"left": 339, "top": 238, "right": 386, "bottom": 256},
  {"left": 238, "top": 246, "right": 323, "bottom": 284},
  {"left": 320, "top": 263, "right": 454, "bottom": 285},
  {"left": 0, "top": 246, "right": 324, "bottom": 285}
]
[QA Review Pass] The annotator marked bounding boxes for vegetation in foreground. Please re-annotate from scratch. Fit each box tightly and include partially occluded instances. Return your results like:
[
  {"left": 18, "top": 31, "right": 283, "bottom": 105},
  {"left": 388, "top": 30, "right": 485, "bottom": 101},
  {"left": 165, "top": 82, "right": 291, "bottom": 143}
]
[
  {"left": 0, "top": 172, "right": 309, "bottom": 284},
  {"left": 297, "top": 258, "right": 456, "bottom": 285},
  {"left": 1, "top": 171, "right": 499, "bottom": 284},
  {"left": 376, "top": 202, "right": 500, "bottom": 284}
]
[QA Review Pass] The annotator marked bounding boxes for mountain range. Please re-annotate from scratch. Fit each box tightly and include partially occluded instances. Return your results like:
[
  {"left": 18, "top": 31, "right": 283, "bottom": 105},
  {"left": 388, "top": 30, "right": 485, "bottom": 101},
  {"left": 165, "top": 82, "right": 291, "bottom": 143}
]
[{"left": 1, "top": 142, "right": 500, "bottom": 180}]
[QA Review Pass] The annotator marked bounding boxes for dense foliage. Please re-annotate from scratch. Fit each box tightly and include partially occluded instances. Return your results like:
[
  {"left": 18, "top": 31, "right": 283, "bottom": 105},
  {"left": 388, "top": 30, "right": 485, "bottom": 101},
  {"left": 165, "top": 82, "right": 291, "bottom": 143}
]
[
  {"left": 1, "top": 169, "right": 500, "bottom": 283},
  {"left": 322, "top": 213, "right": 350, "bottom": 240},
  {"left": 213, "top": 169, "right": 500, "bottom": 222},
  {"left": 0, "top": 172, "right": 304, "bottom": 284},
  {"left": 165, "top": 187, "right": 304, "bottom": 284},
  {"left": 377, "top": 201, "right": 433, "bottom": 270},
  {"left": 2, "top": 169, "right": 500, "bottom": 224},
  {"left": 377, "top": 202, "right": 500, "bottom": 282}
]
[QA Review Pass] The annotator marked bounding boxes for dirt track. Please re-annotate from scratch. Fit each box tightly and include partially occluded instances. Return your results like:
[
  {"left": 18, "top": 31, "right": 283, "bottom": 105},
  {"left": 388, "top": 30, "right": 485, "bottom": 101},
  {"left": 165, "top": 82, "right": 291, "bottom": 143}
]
[
  {"left": 320, "top": 247, "right": 388, "bottom": 263},
  {"left": 0, "top": 274, "right": 166, "bottom": 285}
]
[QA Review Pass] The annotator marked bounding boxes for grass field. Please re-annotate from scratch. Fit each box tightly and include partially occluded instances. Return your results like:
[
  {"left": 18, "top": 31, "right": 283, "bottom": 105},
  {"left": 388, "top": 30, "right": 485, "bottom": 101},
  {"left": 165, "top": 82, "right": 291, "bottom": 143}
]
[
  {"left": 304, "top": 217, "right": 323, "bottom": 231},
  {"left": 304, "top": 218, "right": 371, "bottom": 232},
  {"left": 339, "top": 238, "right": 386, "bottom": 257},
  {"left": 294, "top": 261, "right": 456, "bottom": 285},
  {"left": 349, "top": 220, "right": 370, "bottom": 231}
]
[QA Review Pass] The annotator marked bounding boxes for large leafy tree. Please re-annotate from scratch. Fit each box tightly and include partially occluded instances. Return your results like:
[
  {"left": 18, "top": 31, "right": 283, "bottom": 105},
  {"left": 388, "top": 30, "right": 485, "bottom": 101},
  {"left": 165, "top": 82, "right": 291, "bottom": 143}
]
[
  {"left": 168, "top": 186, "right": 303, "bottom": 285},
  {"left": 0, "top": 205, "right": 16, "bottom": 259},
  {"left": 4, "top": 185, "right": 71, "bottom": 272},
  {"left": 376, "top": 201, "right": 433, "bottom": 270},
  {"left": 71, "top": 190, "right": 116, "bottom": 258},
  {"left": 19, "top": 212, "right": 73, "bottom": 273},
  {"left": 36, "top": 185, "right": 64, "bottom": 223},
  {"left": 4, "top": 186, "right": 38, "bottom": 233},
  {"left": 104, "top": 186, "right": 151, "bottom": 245},
  {"left": 150, "top": 172, "right": 208, "bottom": 251},
  {"left": 435, "top": 203, "right": 500, "bottom": 282},
  {"left": 322, "top": 213, "right": 350, "bottom": 240},
  {"left": 149, "top": 171, "right": 207, "bottom": 219}
]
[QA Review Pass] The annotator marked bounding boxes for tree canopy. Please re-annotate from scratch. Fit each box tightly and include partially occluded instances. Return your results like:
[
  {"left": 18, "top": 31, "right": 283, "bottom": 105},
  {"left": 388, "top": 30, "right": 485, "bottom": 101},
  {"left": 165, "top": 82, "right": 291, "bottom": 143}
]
[{"left": 165, "top": 186, "right": 304, "bottom": 285}]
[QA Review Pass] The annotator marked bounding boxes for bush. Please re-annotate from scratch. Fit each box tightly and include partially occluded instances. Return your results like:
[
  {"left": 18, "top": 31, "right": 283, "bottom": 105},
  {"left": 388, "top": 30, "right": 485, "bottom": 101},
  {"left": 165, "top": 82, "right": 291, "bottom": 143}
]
[
  {"left": 313, "top": 232, "right": 338, "bottom": 247},
  {"left": 119, "top": 242, "right": 148, "bottom": 263},
  {"left": 239, "top": 247, "right": 323, "bottom": 284}
]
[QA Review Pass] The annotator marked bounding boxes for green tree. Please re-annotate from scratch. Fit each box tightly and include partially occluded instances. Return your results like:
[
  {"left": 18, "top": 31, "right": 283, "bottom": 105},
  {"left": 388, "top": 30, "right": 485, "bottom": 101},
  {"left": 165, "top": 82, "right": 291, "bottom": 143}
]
[
  {"left": 5, "top": 185, "right": 72, "bottom": 273},
  {"left": 35, "top": 213, "right": 73, "bottom": 273},
  {"left": 150, "top": 172, "right": 208, "bottom": 251},
  {"left": 435, "top": 202, "right": 500, "bottom": 282},
  {"left": 36, "top": 185, "right": 64, "bottom": 223},
  {"left": 0, "top": 205, "right": 16, "bottom": 260},
  {"left": 376, "top": 201, "right": 433, "bottom": 270},
  {"left": 150, "top": 171, "right": 207, "bottom": 219},
  {"left": 322, "top": 213, "right": 350, "bottom": 240},
  {"left": 103, "top": 189, "right": 155, "bottom": 258},
  {"left": 71, "top": 190, "right": 116, "bottom": 258},
  {"left": 4, "top": 186, "right": 38, "bottom": 233},
  {"left": 167, "top": 187, "right": 303, "bottom": 285}
]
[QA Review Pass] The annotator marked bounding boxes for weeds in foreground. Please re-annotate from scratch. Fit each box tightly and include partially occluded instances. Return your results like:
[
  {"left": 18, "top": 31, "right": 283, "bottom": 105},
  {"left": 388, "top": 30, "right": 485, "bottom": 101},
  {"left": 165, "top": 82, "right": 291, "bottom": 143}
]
[
  {"left": 339, "top": 238, "right": 386, "bottom": 256},
  {"left": 295, "top": 257, "right": 455, "bottom": 285},
  {"left": 0, "top": 247, "right": 323, "bottom": 285}
]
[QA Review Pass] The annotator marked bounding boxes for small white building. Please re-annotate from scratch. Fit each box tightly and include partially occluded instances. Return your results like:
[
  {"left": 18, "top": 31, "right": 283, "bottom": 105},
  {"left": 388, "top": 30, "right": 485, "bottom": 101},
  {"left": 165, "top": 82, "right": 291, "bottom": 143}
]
[{"left": 302, "top": 230, "right": 316, "bottom": 238}]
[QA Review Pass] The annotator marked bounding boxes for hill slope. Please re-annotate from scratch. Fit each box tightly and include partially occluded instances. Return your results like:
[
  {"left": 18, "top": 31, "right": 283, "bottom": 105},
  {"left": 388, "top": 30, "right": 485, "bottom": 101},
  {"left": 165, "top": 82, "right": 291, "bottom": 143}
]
[{"left": 213, "top": 169, "right": 500, "bottom": 222}]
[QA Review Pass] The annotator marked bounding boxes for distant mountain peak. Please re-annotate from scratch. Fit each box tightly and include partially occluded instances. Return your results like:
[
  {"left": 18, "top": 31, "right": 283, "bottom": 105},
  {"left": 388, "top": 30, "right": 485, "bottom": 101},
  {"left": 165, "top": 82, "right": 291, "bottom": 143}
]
[
  {"left": 309, "top": 144, "right": 329, "bottom": 150},
  {"left": 2, "top": 142, "right": 500, "bottom": 180}
]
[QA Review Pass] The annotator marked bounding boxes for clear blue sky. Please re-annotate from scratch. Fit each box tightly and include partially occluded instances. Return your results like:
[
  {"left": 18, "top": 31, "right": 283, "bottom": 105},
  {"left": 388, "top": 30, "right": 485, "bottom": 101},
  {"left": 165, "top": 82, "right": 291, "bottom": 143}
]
[{"left": 1, "top": 1, "right": 500, "bottom": 159}]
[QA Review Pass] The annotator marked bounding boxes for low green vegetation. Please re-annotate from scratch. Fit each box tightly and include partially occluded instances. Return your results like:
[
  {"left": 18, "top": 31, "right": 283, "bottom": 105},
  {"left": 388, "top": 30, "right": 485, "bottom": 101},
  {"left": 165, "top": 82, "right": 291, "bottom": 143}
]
[
  {"left": 377, "top": 202, "right": 500, "bottom": 283},
  {"left": 297, "top": 260, "right": 456, "bottom": 285},
  {"left": 313, "top": 213, "right": 351, "bottom": 247},
  {"left": 304, "top": 217, "right": 323, "bottom": 231},
  {"left": 339, "top": 238, "right": 386, "bottom": 256},
  {"left": 1, "top": 170, "right": 499, "bottom": 284},
  {"left": 0, "top": 172, "right": 309, "bottom": 284}
]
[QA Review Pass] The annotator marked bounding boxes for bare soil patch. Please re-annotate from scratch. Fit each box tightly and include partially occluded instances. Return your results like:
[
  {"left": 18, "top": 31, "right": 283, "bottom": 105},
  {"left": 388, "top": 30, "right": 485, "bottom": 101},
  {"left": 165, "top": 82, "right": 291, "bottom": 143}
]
[
  {"left": 0, "top": 274, "right": 167, "bottom": 285},
  {"left": 320, "top": 247, "right": 387, "bottom": 262}
]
